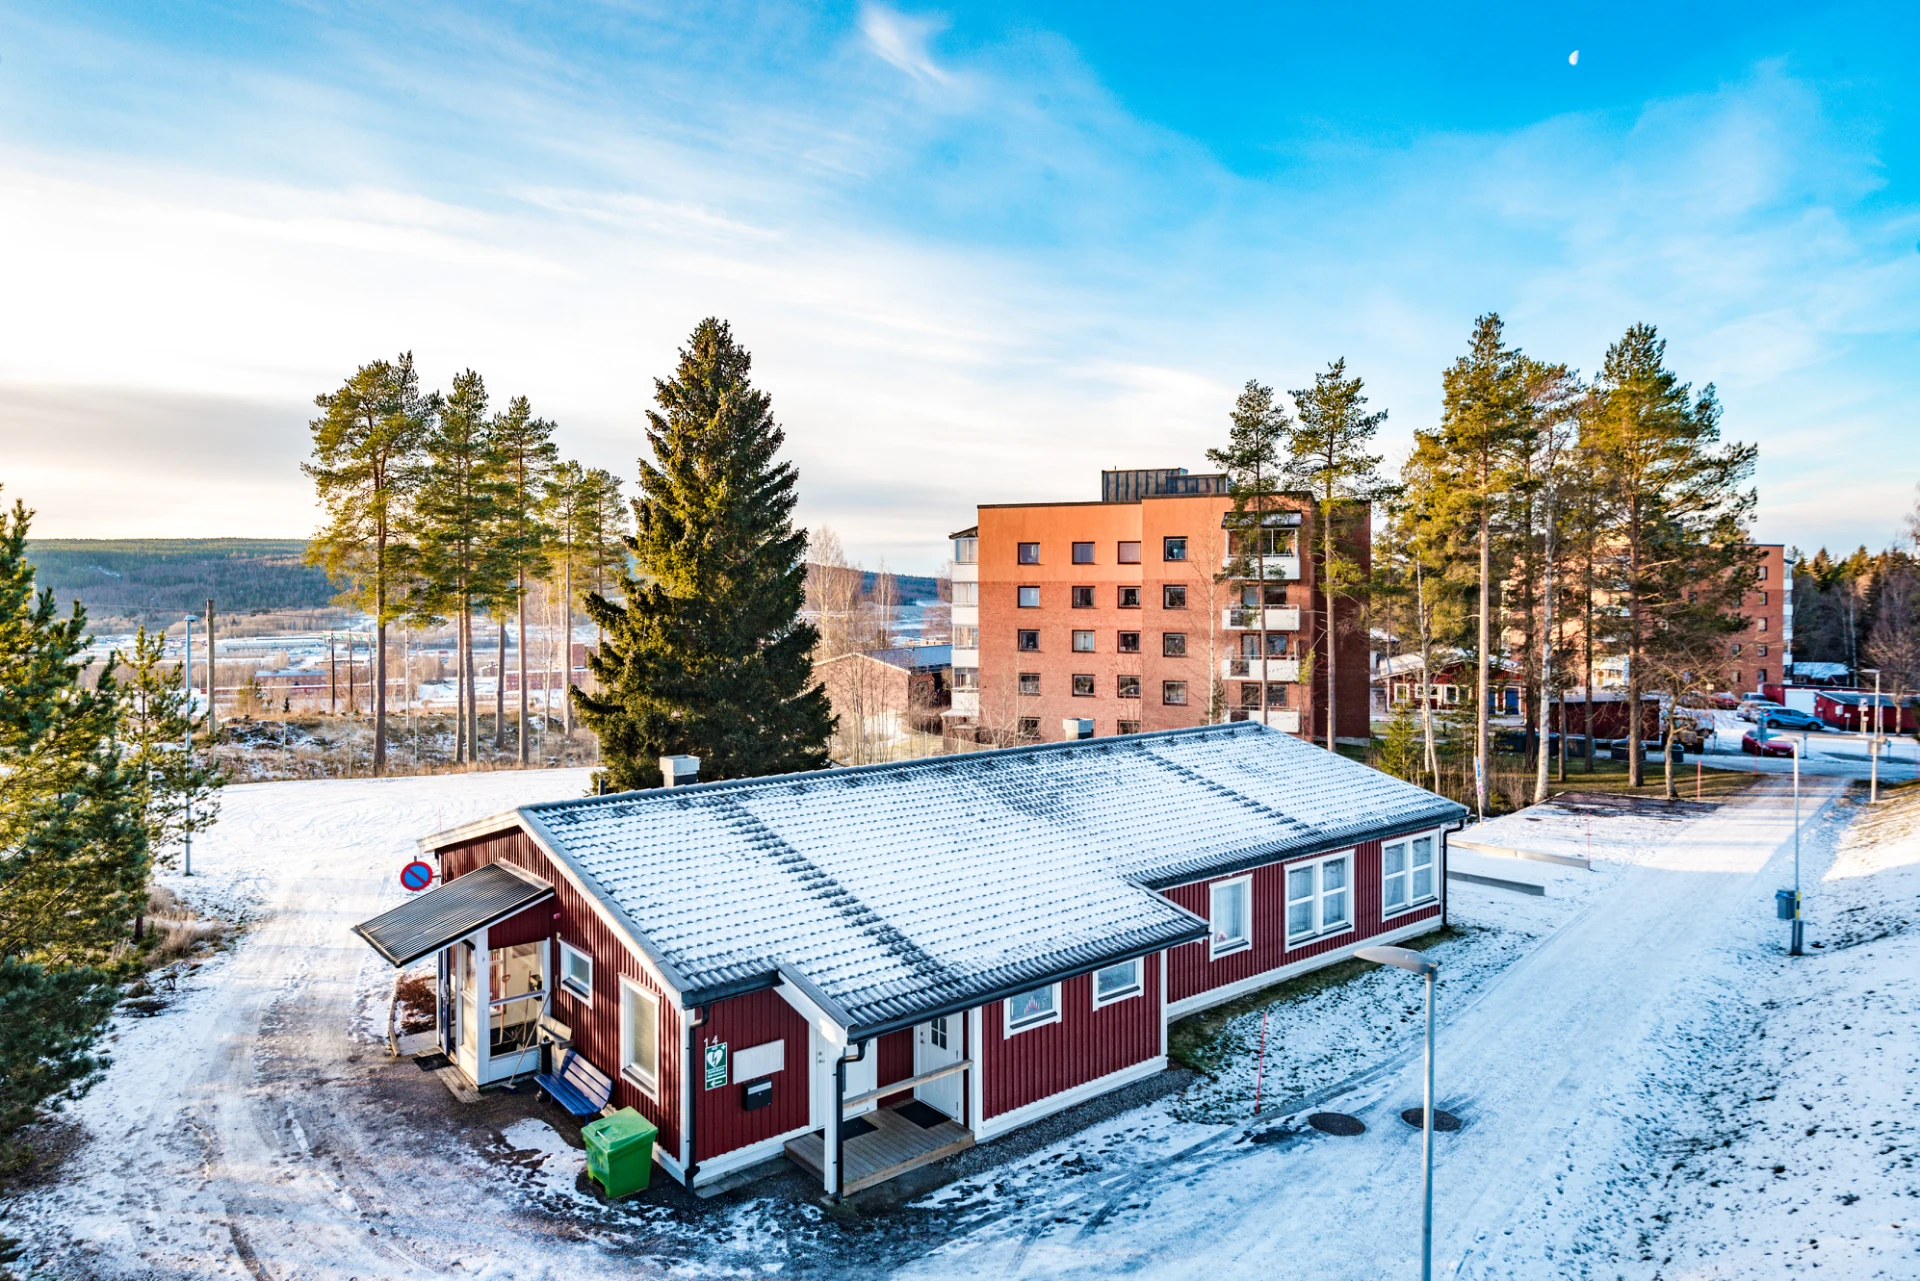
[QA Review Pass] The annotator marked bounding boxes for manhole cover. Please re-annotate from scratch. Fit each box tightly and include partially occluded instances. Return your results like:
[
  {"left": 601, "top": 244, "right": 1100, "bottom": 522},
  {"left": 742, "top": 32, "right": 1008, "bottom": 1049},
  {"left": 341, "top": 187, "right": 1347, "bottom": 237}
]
[
  {"left": 1307, "top": 1112, "right": 1366, "bottom": 1136},
  {"left": 1399, "top": 1108, "right": 1462, "bottom": 1132}
]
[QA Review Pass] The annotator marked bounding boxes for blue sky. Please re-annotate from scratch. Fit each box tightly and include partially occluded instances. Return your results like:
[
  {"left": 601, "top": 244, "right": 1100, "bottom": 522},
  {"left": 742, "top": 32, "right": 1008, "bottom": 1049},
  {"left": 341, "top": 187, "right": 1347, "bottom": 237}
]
[{"left": 0, "top": 1, "right": 1914, "bottom": 571}]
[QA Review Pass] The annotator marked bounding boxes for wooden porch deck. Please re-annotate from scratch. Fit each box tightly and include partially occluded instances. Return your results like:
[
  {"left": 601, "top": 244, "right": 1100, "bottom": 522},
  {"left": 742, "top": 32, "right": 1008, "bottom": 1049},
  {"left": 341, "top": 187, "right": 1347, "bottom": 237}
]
[{"left": 785, "top": 1103, "right": 974, "bottom": 1194}]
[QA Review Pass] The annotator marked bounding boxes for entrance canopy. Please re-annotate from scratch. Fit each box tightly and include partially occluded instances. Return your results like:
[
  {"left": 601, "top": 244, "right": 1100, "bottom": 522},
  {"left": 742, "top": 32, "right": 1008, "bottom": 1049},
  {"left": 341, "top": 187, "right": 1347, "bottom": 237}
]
[{"left": 353, "top": 863, "right": 553, "bottom": 968}]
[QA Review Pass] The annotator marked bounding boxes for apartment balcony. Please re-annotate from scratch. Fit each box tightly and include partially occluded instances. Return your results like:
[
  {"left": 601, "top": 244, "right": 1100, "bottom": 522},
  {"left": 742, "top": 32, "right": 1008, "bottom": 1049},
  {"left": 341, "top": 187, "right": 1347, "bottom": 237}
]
[
  {"left": 1220, "top": 658, "right": 1300, "bottom": 683},
  {"left": 1229, "top": 709, "right": 1302, "bottom": 733},
  {"left": 1222, "top": 607, "right": 1301, "bottom": 631},
  {"left": 1222, "top": 553, "right": 1300, "bottom": 581},
  {"left": 950, "top": 690, "right": 980, "bottom": 716}
]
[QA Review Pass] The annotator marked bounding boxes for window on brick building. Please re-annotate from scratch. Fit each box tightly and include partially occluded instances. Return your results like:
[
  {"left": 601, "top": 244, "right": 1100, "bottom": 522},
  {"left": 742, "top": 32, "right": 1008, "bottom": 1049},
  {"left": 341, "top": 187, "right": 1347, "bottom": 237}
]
[
  {"left": 1072, "top": 674, "right": 1095, "bottom": 697},
  {"left": 1759, "top": 591, "right": 1768, "bottom": 605},
  {"left": 1162, "top": 632, "right": 1187, "bottom": 657},
  {"left": 952, "top": 581, "right": 978, "bottom": 605},
  {"left": 1118, "top": 631, "right": 1140, "bottom": 653},
  {"left": 1240, "top": 684, "right": 1261, "bottom": 708},
  {"left": 1163, "top": 536, "right": 1188, "bottom": 562},
  {"left": 1072, "top": 542, "right": 1095, "bottom": 564},
  {"left": 1163, "top": 584, "right": 1187, "bottom": 609},
  {"left": 1018, "top": 586, "right": 1040, "bottom": 608},
  {"left": 1268, "top": 684, "right": 1288, "bottom": 707},
  {"left": 1758, "top": 645, "right": 1768, "bottom": 657},
  {"left": 1072, "top": 585, "right": 1095, "bottom": 608},
  {"left": 1163, "top": 680, "right": 1188, "bottom": 705},
  {"left": 1016, "top": 717, "right": 1040, "bottom": 738},
  {"left": 1018, "top": 542, "right": 1040, "bottom": 564},
  {"left": 1117, "top": 541, "right": 1141, "bottom": 564},
  {"left": 1118, "top": 586, "right": 1141, "bottom": 609},
  {"left": 1116, "top": 719, "right": 1141, "bottom": 733},
  {"left": 1757, "top": 667, "right": 1768, "bottom": 683},
  {"left": 1116, "top": 675, "right": 1141, "bottom": 699},
  {"left": 953, "top": 624, "right": 979, "bottom": 648},
  {"left": 1072, "top": 630, "right": 1095, "bottom": 652},
  {"left": 1018, "top": 672, "right": 1040, "bottom": 696},
  {"left": 1732, "top": 643, "right": 1742, "bottom": 656},
  {"left": 1243, "top": 583, "right": 1288, "bottom": 606},
  {"left": 1757, "top": 618, "right": 1768, "bottom": 632},
  {"left": 1017, "top": 630, "right": 1040, "bottom": 651}
]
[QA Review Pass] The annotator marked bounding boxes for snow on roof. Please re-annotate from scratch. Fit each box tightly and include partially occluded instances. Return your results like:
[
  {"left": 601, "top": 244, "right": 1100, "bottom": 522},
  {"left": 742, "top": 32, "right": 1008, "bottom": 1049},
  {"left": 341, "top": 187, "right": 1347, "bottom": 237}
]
[
  {"left": 504, "top": 723, "right": 1465, "bottom": 1035},
  {"left": 1792, "top": 662, "right": 1850, "bottom": 680}
]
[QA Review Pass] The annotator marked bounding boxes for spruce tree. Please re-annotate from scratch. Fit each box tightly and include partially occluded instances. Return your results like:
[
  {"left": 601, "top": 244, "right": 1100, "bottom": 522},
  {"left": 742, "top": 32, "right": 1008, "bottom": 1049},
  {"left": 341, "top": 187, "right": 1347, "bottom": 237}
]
[
  {"left": 305, "top": 353, "right": 436, "bottom": 774},
  {"left": 0, "top": 492, "right": 145, "bottom": 1160},
  {"left": 578, "top": 319, "right": 832, "bottom": 788},
  {"left": 1287, "top": 358, "right": 1389, "bottom": 751},
  {"left": 120, "top": 627, "right": 225, "bottom": 869}
]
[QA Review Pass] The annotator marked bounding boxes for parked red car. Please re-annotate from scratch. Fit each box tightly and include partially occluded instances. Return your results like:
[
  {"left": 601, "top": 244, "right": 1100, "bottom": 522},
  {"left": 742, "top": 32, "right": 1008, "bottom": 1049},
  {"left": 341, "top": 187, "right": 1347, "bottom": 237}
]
[{"left": 1741, "top": 731, "right": 1796, "bottom": 758}]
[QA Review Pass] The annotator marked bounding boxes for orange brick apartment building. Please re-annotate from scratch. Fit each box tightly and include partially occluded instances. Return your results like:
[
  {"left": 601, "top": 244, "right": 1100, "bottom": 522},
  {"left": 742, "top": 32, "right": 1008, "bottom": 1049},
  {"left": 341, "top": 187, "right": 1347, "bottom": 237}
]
[{"left": 945, "top": 468, "right": 1370, "bottom": 745}]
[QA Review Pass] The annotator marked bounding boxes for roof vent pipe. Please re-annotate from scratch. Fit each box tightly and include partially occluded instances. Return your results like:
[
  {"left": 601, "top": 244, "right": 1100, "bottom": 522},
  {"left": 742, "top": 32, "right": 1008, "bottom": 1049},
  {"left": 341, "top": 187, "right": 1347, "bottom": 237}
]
[
  {"left": 1062, "top": 719, "right": 1094, "bottom": 741},
  {"left": 660, "top": 755, "right": 701, "bottom": 787}
]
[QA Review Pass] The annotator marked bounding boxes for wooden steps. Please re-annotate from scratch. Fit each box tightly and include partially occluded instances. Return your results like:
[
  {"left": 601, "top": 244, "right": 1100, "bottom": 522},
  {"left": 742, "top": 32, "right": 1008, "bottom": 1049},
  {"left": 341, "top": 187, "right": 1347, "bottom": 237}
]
[{"left": 785, "top": 1103, "right": 974, "bottom": 1194}]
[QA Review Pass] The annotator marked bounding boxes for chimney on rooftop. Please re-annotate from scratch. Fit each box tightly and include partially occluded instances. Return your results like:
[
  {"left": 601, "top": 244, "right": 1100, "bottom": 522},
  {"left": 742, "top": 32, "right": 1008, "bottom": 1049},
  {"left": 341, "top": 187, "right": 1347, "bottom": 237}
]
[{"left": 660, "top": 755, "right": 701, "bottom": 787}]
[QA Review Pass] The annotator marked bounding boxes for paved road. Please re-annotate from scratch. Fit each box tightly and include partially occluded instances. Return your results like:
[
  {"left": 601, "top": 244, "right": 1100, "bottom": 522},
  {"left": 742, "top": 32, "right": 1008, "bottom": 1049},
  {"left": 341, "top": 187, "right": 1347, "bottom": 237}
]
[{"left": 900, "top": 774, "right": 1852, "bottom": 1281}]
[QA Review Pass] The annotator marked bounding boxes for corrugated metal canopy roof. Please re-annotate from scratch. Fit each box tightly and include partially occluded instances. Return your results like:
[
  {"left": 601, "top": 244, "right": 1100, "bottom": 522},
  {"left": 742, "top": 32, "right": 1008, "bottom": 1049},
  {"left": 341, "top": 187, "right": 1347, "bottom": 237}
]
[
  {"left": 487, "top": 723, "right": 1463, "bottom": 1035},
  {"left": 352, "top": 862, "right": 553, "bottom": 968}
]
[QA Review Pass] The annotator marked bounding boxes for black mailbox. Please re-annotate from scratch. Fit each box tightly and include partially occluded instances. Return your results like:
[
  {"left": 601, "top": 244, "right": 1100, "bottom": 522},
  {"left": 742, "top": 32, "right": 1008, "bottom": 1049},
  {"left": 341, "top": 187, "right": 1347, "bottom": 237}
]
[{"left": 743, "top": 1079, "right": 772, "bottom": 1111}]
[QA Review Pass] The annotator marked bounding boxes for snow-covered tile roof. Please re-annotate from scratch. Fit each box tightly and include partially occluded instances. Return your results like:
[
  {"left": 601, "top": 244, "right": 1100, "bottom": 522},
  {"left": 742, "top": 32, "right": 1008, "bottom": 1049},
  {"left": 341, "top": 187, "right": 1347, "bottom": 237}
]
[{"left": 513, "top": 722, "right": 1465, "bottom": 1033}]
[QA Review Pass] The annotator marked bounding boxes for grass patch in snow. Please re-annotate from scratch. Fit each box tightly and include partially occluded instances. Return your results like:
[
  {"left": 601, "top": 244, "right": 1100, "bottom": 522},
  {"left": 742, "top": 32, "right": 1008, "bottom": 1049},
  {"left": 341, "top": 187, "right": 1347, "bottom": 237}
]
[{"left": 1168, "top": 925, "right": 1458, "bottom": 1078}]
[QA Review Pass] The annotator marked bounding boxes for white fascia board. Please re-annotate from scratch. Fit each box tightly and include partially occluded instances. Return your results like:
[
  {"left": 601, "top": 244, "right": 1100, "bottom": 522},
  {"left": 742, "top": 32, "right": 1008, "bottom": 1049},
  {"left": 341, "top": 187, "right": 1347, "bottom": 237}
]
[{"left": 775, "top": 975, "right": 850, "bottom": 1048}]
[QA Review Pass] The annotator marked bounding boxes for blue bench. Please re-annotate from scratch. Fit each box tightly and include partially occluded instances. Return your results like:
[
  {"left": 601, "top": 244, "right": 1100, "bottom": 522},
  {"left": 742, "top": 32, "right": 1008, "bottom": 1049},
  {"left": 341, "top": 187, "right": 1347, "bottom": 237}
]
[{"left": 535, "top": 1049, "right": 614, "bottom": 1118}]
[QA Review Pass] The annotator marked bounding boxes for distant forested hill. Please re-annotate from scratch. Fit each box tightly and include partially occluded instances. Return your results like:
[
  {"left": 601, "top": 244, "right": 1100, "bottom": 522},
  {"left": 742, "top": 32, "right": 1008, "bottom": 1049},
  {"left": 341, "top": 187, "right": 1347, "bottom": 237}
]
[{"left": 23, "top": 539, "right": 339, "bottom": 626}]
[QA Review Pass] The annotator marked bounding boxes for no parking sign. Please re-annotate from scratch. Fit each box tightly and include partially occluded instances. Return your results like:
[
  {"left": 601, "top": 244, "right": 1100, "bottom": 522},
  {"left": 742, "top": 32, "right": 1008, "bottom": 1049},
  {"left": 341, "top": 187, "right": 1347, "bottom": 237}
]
[{"left": 399, "top": 861, "right": 435, "bottom": 892}]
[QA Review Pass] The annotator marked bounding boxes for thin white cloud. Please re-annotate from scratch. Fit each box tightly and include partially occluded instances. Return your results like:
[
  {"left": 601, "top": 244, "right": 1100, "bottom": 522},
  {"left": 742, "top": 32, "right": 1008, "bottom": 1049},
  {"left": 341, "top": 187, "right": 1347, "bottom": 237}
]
[{"left": 858, "top": 4, "right": 954, "bottom": 86}]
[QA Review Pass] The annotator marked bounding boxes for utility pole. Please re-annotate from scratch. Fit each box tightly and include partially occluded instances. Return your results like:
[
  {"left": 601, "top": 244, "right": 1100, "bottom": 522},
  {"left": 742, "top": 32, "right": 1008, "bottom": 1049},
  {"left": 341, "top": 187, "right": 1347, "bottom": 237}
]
[
  {"left": 329, "top": 632, "right": 338, "bottom": 715},
  {"left": 1864, "top": 668, "right": 1883, "bottom": 803},
  {"left": 1791, "top": 733, "right": 1804, "bottom": 956},
  {"left": 182, "top": 615, "right": 195, "bottom": 877},
  {"left": 205, "top": 598, "right": 218, "bottom": 737}
]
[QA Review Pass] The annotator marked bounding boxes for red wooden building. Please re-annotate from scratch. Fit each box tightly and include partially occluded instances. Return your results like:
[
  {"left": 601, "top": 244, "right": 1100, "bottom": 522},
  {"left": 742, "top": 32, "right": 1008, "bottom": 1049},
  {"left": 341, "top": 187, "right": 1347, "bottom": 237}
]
[
  {"left": 354, "top": 722, "right": 1464, "bottom": 1198},
  {"left": 1814, "top": 690, "right": 1917, "bottom": 733}
]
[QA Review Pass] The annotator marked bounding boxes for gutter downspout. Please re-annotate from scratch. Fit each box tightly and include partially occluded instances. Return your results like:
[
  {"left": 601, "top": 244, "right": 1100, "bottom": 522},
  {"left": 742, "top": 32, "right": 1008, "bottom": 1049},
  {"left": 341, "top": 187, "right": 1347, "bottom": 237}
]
[
  {"left": 684, "top": 1005, "right": 707, "bottom": 1187},
  {"left": 833, "top": 1039, "right": 870, "bottom": 1204}
]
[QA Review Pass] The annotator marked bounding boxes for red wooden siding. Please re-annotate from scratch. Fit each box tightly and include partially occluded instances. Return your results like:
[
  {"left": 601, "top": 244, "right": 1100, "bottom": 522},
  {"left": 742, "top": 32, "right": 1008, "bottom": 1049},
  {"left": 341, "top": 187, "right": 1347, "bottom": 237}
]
[
  {"left": 486, "top": 901, "right": 555, "bottom": 949},
  {"left": 1162, "top": 838, "right": 1444, "bottom": 1006},
  {"left": 981, "top": 952, "right": 1161, "bottom": 1120},
  {"left": 876, "top": 1028, "right": 916, "bottom": 1107},
  {"left": 439, "top": 829, "right": 683, "bottom": 1163},
  {"left": 691, "top": 988, "right": 812, "bottom": 1163}
]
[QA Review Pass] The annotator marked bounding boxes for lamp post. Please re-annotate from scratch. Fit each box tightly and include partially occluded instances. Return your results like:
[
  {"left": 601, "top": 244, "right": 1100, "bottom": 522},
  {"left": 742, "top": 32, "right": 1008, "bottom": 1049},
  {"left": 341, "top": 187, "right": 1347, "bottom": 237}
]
[
  {"left": 1359, "top": 945, "right": 1440, "bottom": 1281},
  {"left": 1790, "top": 731, "right": 1804, "bottom": 955},
  {"left": 182, "top": 615, "right": 196, "bottom": 876},
  {"left": 1861, "top": 668, "right": 1882, "bottom": 803}
]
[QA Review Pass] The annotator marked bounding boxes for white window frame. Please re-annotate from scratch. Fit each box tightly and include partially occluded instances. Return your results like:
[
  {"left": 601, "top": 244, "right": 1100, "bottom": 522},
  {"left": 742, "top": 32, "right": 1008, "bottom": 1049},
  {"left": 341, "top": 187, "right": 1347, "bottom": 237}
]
[
  {"left": 1208, "top": 875, "right": 1252, "bottom": 959},
  {"left": 1380, "top": 830, "right": 1440, "bottom": 919},
  {"left": 619, "top": 977, "right": 660, "bottom": 1097},
  {"left": 1091, "top": 958, "right": 1143, "bottom": 1008},
  {"left": 1285, "top": 851, "right": 1355, "bottom": 948},
  {"left": 1004, "top": 983, "right": 1062, "bottom": 1035},
  {"left": 557, "top": 940, "right": 593, "bottom": 1004}
]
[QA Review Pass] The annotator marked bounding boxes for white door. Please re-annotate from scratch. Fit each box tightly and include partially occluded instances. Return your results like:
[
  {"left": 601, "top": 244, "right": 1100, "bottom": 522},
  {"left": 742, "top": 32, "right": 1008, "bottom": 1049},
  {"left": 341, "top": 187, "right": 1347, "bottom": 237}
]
[
  {"left": 453, "top": 942, "right": 480, "bottom": 1082},
  {"left": 914, "top": 1015, "right": 964, "bottom": 1120},
  {"left": 810, "top": 1031, "right": 879, "bottom": 1127}
]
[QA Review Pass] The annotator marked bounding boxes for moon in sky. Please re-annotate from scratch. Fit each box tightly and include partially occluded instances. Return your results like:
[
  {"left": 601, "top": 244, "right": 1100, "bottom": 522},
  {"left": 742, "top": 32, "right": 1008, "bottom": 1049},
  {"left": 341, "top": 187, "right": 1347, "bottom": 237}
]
[{"left": 1569, "top": 50, "right": 1580, "bottom": 66}]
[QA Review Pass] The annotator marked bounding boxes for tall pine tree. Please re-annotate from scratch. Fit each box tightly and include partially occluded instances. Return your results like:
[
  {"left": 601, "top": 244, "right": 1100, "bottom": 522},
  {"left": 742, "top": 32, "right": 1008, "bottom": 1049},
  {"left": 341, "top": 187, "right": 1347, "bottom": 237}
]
[
  {"left": 578, "top": 319, "right": 832, "bottom": 788},
  {"left": 119, "top": 626, "right": 225, "bottom": 869},
  {"left": 1287, "top": 358, "right": 1389, "bottom": 751},
  {"left": 489, "top": 395, "right": 558, "bottom": 765},
  {"left": 1208, "top": 382, "right": 1294, "bottom": 730},
  {"left": 305, "top": 353, "right": 436, "bottom": 774}
]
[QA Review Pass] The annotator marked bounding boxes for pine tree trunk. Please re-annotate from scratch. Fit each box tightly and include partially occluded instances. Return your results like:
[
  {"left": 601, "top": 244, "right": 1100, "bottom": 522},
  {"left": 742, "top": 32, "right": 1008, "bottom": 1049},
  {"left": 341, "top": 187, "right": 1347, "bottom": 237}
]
[
  {"left": 373, "top": 617, "right": 387, "bottom": 775},
  {"left": 563, "top": 558, "right": 576, "bottom": 733},
  {"left": 464, "top": 607, "right": 478, "bottom": 765},
  {"left": 1628, "top": 525, "right": 1644, "bottom": 788},
  {"left": 1477, "top": 510, "right": 1491, "bottom": 819},
  {"left": 1534, "top": 520, "right": 1554, "bottom": 805},
  {"left": 518, "top": 569, "right": 530, "bottom": 767},
  {"left": 1415, "top": 558, "right": 1438, "bottom": 785},
  {"left": 1323, "top": 503, "right": 1337, "bottom": 751},
  {"left": 495, "top": 619, "right": 507, "bottom": 751}
]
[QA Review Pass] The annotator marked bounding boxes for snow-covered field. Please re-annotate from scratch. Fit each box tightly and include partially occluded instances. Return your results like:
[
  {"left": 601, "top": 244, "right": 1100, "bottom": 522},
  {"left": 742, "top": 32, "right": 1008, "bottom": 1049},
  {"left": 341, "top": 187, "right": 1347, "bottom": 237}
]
[{"left": 7, "top": 768, "right": 1915, "bottom": 1280}]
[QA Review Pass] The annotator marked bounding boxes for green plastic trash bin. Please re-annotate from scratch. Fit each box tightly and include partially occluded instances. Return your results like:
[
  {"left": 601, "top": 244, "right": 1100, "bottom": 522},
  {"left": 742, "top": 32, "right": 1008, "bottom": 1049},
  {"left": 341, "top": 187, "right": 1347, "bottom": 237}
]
[{"left": 583, "top": 1107, "right": 657, "bottom": 1198}]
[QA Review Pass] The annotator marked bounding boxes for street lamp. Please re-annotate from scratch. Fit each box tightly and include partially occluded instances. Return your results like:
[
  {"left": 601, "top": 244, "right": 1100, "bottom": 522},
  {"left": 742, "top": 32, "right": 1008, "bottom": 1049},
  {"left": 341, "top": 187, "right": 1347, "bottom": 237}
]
[
  {"left": 1861, "top": 668, "right": 1882, "bottom": 803},
  {"left": 1359, "top": 945, "right": 1440, "bottom": 1281}
]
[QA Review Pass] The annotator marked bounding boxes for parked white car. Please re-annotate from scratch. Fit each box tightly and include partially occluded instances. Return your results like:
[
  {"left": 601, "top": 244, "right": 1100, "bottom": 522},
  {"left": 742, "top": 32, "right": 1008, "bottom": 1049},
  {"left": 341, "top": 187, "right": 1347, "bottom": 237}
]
[{"left": 1737, "top": 698, "right": 1785, "bottom": 722}]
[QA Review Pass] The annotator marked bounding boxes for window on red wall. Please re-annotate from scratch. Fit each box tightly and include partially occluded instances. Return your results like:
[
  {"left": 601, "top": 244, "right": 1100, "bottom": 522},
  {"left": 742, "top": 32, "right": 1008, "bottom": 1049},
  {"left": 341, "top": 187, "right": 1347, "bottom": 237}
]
[
  {"left": 1286, "top": 852, "right": 1353, "bottom": 945},
  {"left": 1005, "top": 983, "right": 1060, "bottom": 1034},
  {"left": 1209, "top": 877, "right": 1251, "bottom": 957},
  {"left": 1092, "top": 958, "right": 1143, "bottom": 1006}
]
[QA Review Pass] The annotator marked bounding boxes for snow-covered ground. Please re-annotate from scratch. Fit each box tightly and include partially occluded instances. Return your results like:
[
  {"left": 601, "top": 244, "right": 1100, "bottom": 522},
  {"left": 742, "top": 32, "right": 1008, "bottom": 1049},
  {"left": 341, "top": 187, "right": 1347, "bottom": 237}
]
[{"left": 9, "top": 768, "right": 1915, "bottom": 1280}]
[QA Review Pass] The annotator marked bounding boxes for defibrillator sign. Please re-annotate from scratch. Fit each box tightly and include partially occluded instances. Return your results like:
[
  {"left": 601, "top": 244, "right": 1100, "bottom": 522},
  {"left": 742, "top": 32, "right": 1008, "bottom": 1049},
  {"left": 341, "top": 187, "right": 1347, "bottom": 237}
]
[{"left": 703, "top": 1041, "right": 728, "bottom": 1090}]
